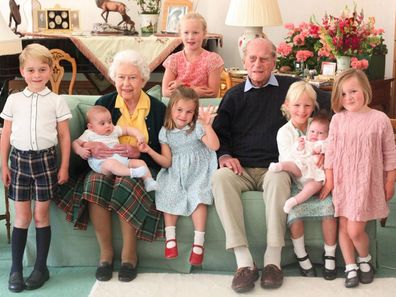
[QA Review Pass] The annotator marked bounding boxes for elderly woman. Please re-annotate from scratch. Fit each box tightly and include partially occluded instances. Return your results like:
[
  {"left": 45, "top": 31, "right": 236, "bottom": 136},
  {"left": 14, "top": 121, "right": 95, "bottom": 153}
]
[{"left": 74, "top": 50, "right": 166, "bottom": 282}]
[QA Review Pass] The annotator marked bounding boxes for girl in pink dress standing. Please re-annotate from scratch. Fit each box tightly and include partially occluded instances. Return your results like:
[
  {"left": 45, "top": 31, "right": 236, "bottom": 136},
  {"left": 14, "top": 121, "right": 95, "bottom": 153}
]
[
  {"left": 161, "top": 12, "right": 224, "bottom": 98},
  {"left": 321, "top": 69, "right": 396, "bottom": 288}
]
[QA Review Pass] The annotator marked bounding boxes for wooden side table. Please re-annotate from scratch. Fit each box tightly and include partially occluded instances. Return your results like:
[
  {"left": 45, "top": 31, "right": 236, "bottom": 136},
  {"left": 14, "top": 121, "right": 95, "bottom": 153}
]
[{"left": 0, "top": 128, "right": 11, "bottom": 243}]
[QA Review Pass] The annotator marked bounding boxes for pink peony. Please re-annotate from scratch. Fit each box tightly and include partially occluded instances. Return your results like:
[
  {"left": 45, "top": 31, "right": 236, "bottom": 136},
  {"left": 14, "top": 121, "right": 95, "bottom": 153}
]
[
  {"left": 277, "top": 42, "right": 293, "bottom": 57},
  {"left": 296, "top": 50, "right": 314, "bottom": 62}
]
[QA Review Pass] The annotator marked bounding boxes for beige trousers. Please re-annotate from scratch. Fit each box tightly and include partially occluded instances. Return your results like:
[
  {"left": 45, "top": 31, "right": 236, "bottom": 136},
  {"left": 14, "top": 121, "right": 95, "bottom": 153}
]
[{"left": 211, "top": 167, "right": 291, "bottom": 250}]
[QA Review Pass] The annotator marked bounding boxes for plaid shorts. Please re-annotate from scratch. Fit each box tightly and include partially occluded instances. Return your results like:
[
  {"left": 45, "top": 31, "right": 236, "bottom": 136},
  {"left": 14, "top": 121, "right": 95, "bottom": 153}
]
[{"left": 9, "top": 147, "right": 58, "bottom": 202}]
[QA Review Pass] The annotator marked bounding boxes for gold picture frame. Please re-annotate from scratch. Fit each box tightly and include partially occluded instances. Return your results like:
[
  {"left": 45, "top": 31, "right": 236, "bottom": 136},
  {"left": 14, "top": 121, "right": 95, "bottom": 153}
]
[
  {"left": 46, "top": 8, "right": 71, "bottom": 32},
  {"left": 36, "top": 9, "right": 47, "bottom": 31},
  {"left": 161, "top": 0, "right": 193, "bottom": 33},
  {"left": 70, "top": 10, "right": 80, "bottom": 31}
]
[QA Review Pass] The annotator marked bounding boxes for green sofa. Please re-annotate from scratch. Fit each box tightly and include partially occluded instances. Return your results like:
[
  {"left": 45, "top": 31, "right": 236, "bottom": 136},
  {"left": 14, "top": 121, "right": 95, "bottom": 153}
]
[{"left": 23, "top": 89, "right": 377, "bottom": 273}]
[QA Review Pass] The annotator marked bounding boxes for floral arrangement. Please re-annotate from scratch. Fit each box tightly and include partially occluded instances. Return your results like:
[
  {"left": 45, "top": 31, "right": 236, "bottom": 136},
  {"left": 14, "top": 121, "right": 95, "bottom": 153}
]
[
  {"left": 319, "top": 6, "right": 387, "bottom": 59},
  {"left": 276, "top": 21, "right": 327, "bottom": 73},
  {"left": 276, "top": 5, "right": 387, "bottom": 73}
]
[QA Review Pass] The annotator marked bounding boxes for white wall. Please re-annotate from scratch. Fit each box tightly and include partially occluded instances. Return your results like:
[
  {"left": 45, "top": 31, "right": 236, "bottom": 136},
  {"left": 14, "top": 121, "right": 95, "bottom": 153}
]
[{"left": 2, "top": 0, "right": 395, "bottom": 77}]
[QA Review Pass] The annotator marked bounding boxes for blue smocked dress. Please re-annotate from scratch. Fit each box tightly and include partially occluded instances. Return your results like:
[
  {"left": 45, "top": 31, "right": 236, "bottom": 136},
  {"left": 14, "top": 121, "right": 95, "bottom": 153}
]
[{"left": 155, "top": 122, "right": 218, "bottom": 216}]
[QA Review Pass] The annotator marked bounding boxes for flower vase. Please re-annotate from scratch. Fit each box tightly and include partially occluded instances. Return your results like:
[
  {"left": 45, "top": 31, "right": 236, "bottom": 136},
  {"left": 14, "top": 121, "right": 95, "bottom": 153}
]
[{"left": 336, "top": 56, "right": 351, "bottom": 73}]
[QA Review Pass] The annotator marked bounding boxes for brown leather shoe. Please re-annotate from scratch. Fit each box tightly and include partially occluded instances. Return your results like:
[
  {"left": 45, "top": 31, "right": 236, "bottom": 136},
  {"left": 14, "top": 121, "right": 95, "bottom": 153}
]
[
  {"left": 231, "top": 266, "right": 259, "bottom": 293},
  {"left": 261, "top": 264, "right": 283, "bottom": 289}
]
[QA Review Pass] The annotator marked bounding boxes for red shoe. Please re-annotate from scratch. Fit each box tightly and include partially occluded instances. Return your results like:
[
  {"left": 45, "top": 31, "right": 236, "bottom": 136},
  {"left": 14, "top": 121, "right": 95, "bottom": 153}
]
[
  {"left": 189, "top": 244, "right": 204, "bottom": 266},
  {"left": 165, "top": 239, "right": 178, "bottom": 259}
]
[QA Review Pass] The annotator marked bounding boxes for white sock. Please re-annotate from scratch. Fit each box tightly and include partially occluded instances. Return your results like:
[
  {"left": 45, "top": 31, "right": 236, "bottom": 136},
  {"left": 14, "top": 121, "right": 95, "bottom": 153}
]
[
  {"left": 283, "top": 197, "right": 298, "bottom": 213},
  {"left": 193, "top": 231, "right": 205, "bottom": 254},
  {"left": 268, "top": 162, "right": 282, "bottom": 172},
  {"left": 130, "top": 166, "right": 148, "bottom": 178},
  {"left": 144, "top": 178, "right": 158, "bottom": 192},
  {"left": 324, "top": 243, "right": 337, "bottom": 270},
  {"left": 264, "top": 246, "right": 282, "bottom": 269},
  {"left": 234, "top": 246, "right": 254, "bottom": 269},
  {"left": 165, "top": 226, "right": 176, "bottom": 248},
  {"left": 358, "top": 254, "right": 372, "bottom": 272},
  {"left": 292, "top": 236, "right": 312, "bottom": 270},
  {"left": 345, "top": 263, "right": 359, "bottom": 278}
]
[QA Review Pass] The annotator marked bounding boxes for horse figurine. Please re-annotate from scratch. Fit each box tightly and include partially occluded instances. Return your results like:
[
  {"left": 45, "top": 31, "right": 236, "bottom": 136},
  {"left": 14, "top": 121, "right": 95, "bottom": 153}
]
[
  {"left": 95, "top": 0, "right": 127, "bottom": 23},
  {"left": 9, "top": 0, "right": 21, "bottom": 35},
  {"left": 118, "top": 14, "right": 136, "bottom": 33}
]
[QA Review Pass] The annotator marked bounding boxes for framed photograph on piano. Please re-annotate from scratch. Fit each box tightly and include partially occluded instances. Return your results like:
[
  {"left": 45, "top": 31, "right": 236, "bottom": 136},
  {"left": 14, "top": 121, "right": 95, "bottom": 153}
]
[{"left": 161, "top": 0, "right": 193, "bottom": 33}]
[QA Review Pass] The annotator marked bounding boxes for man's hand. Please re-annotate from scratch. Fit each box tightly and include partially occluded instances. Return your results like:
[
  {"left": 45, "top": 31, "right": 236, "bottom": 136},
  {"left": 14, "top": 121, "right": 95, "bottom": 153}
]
[{"left": 219, "top": 155, "right": 243, "bottom": 175}]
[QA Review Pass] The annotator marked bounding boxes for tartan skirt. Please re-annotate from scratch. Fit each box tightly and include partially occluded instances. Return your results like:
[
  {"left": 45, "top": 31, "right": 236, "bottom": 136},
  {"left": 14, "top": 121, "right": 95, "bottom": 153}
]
[{"left": 54, "top": 170, "right": 164, "bottom": 241}]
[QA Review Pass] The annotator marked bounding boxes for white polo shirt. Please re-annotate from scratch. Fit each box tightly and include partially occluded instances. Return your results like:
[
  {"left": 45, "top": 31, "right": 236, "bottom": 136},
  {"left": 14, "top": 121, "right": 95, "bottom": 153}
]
[{"left": 0, "top": 87, "right": 72, "bottom": 151}]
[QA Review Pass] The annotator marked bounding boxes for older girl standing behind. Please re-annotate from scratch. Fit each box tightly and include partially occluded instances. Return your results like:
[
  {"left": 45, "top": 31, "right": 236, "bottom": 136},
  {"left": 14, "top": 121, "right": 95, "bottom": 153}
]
[
  {"left": 321, "top": 69, "right": 396, "bottom": 288},
  {"left": 139, "top": 86, "right": 219, "bottom": 266},
  {"left": 161, "top": 12, "right": 224, "bottom": 97}
]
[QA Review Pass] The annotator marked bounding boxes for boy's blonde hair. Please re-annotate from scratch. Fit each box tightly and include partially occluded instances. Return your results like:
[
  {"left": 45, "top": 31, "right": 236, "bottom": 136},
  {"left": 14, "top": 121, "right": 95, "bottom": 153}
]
[
  {"left": 331, "top": 68, "right": 372, "bottom": 113},
  {"left": 86, "top": 105, "right": 110, "bottom": 124},
  {"left": 282, "top": 80, "right": 318, "bottom": 119},
  {"left": 179, "top": 12, "right": 207, "bottom": 33},
  {"left": 19, "top": 43, "right": 53, "bottom": 68},
  {"left": 164, "top": 86, "right": 199, "bottom": 133}
]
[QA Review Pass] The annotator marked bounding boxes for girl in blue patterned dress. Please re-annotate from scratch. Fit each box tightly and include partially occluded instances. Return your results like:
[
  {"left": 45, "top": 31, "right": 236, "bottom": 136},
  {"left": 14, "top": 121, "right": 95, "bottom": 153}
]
[{"left": 139, "top": 86, "right": 219, "bottom": 266}]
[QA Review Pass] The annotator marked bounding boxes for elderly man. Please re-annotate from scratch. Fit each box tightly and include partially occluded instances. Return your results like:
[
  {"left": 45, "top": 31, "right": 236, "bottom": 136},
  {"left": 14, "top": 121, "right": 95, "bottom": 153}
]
[{"left": 212, "top": 38, "right": 330, "bottom": 293}]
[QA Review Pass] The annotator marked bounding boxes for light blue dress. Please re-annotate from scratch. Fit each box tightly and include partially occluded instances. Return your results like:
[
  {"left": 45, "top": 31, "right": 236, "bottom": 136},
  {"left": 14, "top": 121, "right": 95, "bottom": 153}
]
[{"left": 155, "top": 122, "right": 218, "bottom": 216}]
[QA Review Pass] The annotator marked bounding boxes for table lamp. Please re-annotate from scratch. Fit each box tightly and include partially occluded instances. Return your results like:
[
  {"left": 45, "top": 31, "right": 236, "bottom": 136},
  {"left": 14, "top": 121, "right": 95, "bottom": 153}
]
[
  {"left": 0, "top": 13, "right": 22, "bottom": 56},
  {"left": 225, "top": 0, "right": 282, "bottom": 60}
]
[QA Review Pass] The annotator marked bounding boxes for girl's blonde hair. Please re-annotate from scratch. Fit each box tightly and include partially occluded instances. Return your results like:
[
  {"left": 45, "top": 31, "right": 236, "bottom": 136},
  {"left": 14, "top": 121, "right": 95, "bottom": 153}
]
[
  {"left": 179, "top": 12, "right": 207, "bottom": 33},
  {"left": 19, "top": 43, "right": 53, "bottom": 68},
  {"left": 282, "top": 80, "right": 318, "bottom": 119},
  {"left": 164, "top": 86, "right": 199, "bottom": 133},
  {"left": 331, "top": 68, "right": 372, "bottom": 113}
]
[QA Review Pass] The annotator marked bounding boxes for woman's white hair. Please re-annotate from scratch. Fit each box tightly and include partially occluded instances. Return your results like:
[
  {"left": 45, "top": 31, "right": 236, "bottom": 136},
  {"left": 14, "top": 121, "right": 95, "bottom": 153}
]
[{"left": 108, "top": 50, "right": 150, "bottom": 84}]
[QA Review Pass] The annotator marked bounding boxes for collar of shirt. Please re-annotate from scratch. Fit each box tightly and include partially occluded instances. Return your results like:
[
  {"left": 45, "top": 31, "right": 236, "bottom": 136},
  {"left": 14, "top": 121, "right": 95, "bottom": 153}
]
[
  {"left": 22, "top": 87, "right": 52, "bottom": 97},
  {"left": 244, "top": 73, "right": 279, "bottom": 92},
  {"left": 171, "top": 125, "right": 191, "bottom": 133}
]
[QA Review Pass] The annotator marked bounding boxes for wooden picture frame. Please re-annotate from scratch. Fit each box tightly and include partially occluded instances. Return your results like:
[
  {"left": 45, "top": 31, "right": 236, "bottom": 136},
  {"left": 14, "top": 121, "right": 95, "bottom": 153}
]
[
  {"left": 161, "top": 0, "right": 193, "bottom": 33},
  {"left": 46, "top": 9, "right": 71, "bottom": 31}
]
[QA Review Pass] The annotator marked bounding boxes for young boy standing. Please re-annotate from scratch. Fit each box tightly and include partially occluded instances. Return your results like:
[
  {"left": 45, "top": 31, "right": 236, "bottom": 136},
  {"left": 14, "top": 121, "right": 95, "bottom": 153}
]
[{"left": 0, "top": 43, "right": 72, "bottom": 292}]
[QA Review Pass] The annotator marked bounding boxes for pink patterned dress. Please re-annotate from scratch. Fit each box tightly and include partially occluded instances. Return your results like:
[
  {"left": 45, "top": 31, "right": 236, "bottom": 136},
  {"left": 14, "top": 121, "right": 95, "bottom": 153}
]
[
  {"left": 324, "top": 109, "right": 396, "bottom": 221},
  {"left": 162, "top": 50, "right": 224, "bottom": 87}
]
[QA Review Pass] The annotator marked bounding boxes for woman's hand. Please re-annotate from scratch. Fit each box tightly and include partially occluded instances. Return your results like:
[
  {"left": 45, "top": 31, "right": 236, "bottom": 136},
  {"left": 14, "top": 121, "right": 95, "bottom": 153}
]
[
  {"left": 198, "top": 105, "right": 218, "bottom": 126},
  {"left": 219, "top": 155, "right": 243, "bottom": 175},
  {"left": 77, "top": 147, "right": 91, "bottom": 160},
  {"left": 85, "top": 142, "right": 114, "bottom": 159},
  {"left": 113, "top": 143, "right": 140, "bottom": 159}
]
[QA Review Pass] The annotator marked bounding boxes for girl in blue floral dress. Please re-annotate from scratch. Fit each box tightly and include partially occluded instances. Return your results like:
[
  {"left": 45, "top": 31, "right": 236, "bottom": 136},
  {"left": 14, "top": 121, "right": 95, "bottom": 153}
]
[{"left": 139, "top": 86, "right": 219, "bottom": 266}]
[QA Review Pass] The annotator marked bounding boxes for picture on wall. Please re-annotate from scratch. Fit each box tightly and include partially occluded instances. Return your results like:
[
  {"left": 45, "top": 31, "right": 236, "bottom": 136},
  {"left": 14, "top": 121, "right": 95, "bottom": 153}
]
[
  {"left": 36, "top": 9, "right": 47, "bottom": 31},
  {"left": 161, "top": 0, "right": 193, "bottom": 33}
]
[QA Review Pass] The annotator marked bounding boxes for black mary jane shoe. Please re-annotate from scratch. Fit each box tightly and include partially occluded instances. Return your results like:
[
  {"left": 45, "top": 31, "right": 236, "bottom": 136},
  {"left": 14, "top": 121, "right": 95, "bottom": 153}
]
[
  {"left": 95, "top": 262, "right": 113, "bottom": 282},
  {"left": 296, "top": 254, "right": 316, "bottom": 277},
  {"left": 118, "top": 262, "right": 138, "bottom": 282},
  {"left": 322, "top": 254, "right": 337, "bottom": 280},
  {"left": 359, "top": 261, "right": 374, "bottom": 284},
  {"left": 8, "top": 271, "right": 25, "bottom": 293},
  {"left": 25, "top": 268, "right": 50, "bottom": 290},
  {"left": 345, "top": 269, "right": 359, "bottom": 288}
]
